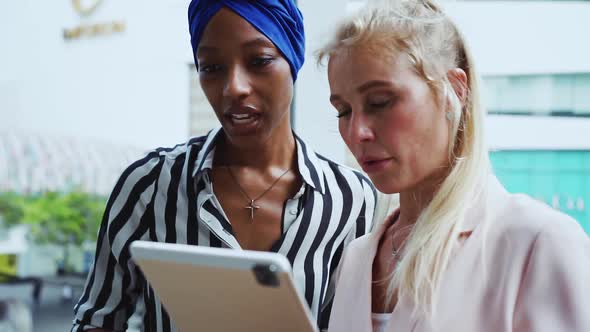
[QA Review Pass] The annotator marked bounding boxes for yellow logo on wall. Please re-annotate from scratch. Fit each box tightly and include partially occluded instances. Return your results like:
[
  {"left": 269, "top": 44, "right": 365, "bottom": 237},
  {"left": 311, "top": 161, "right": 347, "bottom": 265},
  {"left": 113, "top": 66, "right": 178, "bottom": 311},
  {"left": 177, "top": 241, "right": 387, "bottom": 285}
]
[
  {"left": 72, "top": 0, "right": 104, "bottom": 17},
  {"left": 64, "top": 0, "right": 125, "bottom": 40}
]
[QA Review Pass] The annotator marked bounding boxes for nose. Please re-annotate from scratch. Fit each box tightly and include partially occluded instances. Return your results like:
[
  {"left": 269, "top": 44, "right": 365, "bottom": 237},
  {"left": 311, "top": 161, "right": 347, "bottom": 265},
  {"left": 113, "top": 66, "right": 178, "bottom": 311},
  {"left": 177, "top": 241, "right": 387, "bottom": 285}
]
[
  {"left": 223, "top": 65, "right": 251, "bottom": 99},
  {"left": 346, "top": 110, "right": 375, "bottom": 144}
]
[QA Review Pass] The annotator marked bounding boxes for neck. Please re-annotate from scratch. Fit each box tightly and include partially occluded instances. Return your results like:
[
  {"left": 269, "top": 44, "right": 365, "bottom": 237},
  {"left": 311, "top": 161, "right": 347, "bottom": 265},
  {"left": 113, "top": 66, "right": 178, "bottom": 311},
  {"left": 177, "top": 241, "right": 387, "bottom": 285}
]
[
  {"left": 216, "top": 124, "right": 296, "bottom": 171},
  {"left": 397, "top": 174, "right": 446, "bottom": 228}
]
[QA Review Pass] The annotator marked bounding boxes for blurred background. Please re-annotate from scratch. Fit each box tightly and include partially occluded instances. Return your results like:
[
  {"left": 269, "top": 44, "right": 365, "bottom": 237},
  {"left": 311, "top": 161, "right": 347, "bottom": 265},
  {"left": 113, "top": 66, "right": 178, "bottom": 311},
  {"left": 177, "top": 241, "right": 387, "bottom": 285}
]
[{"left": 1, "top": 0, "right": 588, "bottom": 331}]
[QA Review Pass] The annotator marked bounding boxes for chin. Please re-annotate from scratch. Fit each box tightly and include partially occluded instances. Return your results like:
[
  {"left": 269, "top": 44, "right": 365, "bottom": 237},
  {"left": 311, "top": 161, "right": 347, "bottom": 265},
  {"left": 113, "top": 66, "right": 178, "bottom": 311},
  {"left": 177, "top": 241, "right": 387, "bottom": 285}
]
[
  {"left": 374, "top": 184, "right": 402, "bottom": 195},
  {"left": 368, "top": 175, "right": 403, "bottom": 195},
  {"left": 225, "top": 133, "right": 264, "bottom": 148},
  {"left": 222, "top": 124, "right": 266, "bottom": 143}
]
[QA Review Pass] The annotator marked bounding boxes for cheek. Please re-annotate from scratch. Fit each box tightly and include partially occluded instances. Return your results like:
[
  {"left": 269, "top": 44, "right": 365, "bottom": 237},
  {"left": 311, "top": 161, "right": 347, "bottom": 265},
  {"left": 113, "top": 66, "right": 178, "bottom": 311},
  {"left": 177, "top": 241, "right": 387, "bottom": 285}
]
[
  {"left": 273, "top": 60, "right": 294, "bottom": 91},
  {"left": 261, "top": 68, "right": 293, "bottom": 109},
  {"left": 404, "top": 113, "right": 450, "bottom": 174},
  {"left": 277, "top": 82, "right": 293, "bottom": 105},
  {"left": 421, "top": 105, "right": 450, "bottom": 158},
  {"left": 199, "top": 79, "right": 221, "bottom": 109},
  {"left": 430, "top": 124, "right": 451, "bottom": 165},
  {"left": 379, "top": 112, "right": 410, "bottom": 150},
  {"left": 379, "top": 110, "right": 436, "bottom": 179}
]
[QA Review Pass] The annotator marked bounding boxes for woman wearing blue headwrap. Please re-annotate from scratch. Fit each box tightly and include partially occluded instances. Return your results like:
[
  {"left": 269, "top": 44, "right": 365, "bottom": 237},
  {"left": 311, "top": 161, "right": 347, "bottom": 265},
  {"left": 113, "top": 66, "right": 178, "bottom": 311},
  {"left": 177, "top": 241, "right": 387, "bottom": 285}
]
[{"left": 72, "top": 1, "right": 376, "bottom": 331}]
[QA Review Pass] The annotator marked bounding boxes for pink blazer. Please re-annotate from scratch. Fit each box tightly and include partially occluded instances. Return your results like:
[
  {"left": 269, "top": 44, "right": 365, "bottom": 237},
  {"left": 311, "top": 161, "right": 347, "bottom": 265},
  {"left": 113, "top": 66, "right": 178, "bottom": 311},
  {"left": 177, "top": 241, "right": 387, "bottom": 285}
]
[{"left": 328, "top": 176, "right": 590, "bottom": 331}]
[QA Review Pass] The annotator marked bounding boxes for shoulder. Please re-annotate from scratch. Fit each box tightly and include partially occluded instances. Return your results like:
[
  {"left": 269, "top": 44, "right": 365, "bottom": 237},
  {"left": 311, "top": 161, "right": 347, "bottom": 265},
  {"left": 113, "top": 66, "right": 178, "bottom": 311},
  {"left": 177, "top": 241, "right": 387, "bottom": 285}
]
[
  {"left": 113, "top": 135, "right": 207, "bottom": 190},
  {"left": 489, "top": 192, "right": 589, "bottom": 264},
  {"left": 316, "top": 154, "right": 376, "bottom": 195},
  {"left": 293, "top": 134, "right": 375, "bottom": 198},
  {"left": 510, "top": 194, "right": 589, "bottom": 260},
  {"left": 501, "top": 197, "right": 590, "bottom": 330},
  {"left": 495, "top": 193, "right": 584, "bottom": 242},
  {"left": 153, "top": 135, "right": 207, "bottom": 161},
  {"left": 316, "top": 153, "right": 370, "bottom": 181}
]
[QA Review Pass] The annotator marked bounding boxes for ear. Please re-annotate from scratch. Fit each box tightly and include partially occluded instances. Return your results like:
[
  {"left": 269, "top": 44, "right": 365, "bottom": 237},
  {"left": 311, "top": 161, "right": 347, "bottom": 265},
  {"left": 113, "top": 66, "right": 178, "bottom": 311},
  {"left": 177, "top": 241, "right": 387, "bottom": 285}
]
[{"left": 447, "top": 68, "right": 468, "bottom": 104}]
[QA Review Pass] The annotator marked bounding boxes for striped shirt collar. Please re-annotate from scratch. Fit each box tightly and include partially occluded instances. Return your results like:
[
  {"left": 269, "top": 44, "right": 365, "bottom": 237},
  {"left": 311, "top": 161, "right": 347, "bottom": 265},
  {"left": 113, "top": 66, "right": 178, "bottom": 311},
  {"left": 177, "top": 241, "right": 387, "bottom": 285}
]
[{"left": 191, "top": 127, "right": 326, "bottom": 194}]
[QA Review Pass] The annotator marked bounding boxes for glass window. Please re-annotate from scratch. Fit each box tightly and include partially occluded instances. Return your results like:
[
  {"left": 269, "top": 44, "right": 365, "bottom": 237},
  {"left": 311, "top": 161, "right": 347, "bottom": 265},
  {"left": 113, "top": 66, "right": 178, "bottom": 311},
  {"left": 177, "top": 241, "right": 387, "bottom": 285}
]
[
  {"left": 483, "top": 73, "right": 590, "bottom": 117},
  {"left": 491, "top": 150, "right": 590, "bottom": 234}
]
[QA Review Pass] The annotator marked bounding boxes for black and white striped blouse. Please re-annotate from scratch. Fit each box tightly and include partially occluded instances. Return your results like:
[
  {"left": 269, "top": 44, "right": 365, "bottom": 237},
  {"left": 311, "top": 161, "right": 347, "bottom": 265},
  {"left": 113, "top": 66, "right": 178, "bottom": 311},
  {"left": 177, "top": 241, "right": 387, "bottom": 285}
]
[{"left": 72, "top": 128, "right": 377, "bottom": 332}]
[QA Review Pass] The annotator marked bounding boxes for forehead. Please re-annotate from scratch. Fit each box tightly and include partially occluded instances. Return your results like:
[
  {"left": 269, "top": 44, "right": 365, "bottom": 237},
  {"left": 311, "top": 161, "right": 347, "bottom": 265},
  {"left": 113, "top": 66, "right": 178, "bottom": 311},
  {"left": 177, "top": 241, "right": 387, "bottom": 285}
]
[
  {"left": 197, "top": 7, "right": 276, "bottom": 53},
  {"left": 327, "top": 47, "right": 412, "bottom": 87}
]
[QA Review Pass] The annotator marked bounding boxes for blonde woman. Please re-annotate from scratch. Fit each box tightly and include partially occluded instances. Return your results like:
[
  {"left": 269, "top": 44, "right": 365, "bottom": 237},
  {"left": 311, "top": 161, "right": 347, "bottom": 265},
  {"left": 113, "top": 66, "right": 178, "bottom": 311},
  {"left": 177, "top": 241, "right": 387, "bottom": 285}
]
[{"left": 317, "top": 0, "right": 590, "bottom": 331}]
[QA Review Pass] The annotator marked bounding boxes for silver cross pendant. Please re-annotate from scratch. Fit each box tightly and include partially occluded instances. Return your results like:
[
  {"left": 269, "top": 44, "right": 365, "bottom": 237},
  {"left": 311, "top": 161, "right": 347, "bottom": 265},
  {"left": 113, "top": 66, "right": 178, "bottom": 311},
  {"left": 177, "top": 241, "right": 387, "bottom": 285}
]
[{"left": 244, "top": 199, "right": 260, "bottom": 221}]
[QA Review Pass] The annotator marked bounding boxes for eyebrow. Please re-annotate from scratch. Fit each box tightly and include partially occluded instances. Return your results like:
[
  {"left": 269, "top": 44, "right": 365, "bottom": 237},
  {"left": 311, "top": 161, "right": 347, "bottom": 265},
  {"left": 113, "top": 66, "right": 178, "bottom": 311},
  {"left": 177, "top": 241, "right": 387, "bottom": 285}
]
[
  {"left": 197, "top": 37, "right": 275, "bottom": 55},
  {"left": 330, "top": 80, "right": 394, "bottom": 103},
  {"left": 242, "top": 37, "right": 275, "bottom": 49},
  {"left": 357, "top": 80, "right": 394, "bottom": 93}
]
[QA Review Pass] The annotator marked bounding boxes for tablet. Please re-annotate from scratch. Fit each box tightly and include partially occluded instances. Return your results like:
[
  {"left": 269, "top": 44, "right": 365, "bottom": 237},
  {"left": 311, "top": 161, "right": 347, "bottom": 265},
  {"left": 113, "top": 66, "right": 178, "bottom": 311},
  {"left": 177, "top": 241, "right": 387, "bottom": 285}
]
[{"left": 130, "top": 241, "right": 319, "bottom": 332}]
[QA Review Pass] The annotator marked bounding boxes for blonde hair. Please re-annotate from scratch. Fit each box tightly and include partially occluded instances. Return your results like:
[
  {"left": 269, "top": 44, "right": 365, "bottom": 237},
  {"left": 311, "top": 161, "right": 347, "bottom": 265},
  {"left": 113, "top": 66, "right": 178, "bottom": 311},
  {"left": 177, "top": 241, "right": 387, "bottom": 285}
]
[{"left": 317, "top": 0, "right": 491, "bottom": 317}]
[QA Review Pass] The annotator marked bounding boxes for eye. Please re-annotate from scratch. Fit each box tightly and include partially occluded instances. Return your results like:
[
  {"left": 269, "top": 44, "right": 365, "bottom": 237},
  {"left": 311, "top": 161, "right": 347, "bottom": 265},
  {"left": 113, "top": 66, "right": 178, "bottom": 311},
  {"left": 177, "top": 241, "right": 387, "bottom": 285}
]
[
  {"left": 367, "top": 96, "right": 392, "bottom": 109},
  {"left": 199, "top": 63, "right": 222, "bottom": 74},
  {"left": 250, "top": 56, "right": 275, "bottom": 67},
  {"left": 336, "top": 107, "right": 352, "bottom": 119}
]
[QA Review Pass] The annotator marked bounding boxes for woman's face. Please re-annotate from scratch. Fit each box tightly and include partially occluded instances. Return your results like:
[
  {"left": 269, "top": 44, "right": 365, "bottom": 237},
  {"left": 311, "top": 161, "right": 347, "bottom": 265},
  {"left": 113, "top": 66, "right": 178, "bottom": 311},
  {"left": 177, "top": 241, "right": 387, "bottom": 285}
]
[
  {"left": 327, "top": 48, "right": 451, "bottom": 194},
  {"left": 196, "top": 8, "right": 294, "bottom": 147}
]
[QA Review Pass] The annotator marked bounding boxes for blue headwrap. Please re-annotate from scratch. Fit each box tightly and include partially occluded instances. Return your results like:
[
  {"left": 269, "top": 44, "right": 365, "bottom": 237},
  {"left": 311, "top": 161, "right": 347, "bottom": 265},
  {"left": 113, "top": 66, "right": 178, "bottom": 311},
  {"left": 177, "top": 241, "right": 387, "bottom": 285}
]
[{"left": 188, "top": 0, "right": 305, "bottom": 81}]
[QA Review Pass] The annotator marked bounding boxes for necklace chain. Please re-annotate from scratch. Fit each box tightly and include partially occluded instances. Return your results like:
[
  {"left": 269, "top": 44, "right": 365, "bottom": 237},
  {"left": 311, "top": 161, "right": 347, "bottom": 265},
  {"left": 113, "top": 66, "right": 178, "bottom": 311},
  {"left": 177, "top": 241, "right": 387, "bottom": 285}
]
[
  {"left": 226, "top": 166, "right": 291, "bottom": 220},
  {"left": 392, "top": 242, "right": 400, "bottom": 259},
  {"left": 391, "top": 235, "right": 404, "bottom": 270},
  {"left": 389, "top": 215, "right": 408, "bottom": 263}
]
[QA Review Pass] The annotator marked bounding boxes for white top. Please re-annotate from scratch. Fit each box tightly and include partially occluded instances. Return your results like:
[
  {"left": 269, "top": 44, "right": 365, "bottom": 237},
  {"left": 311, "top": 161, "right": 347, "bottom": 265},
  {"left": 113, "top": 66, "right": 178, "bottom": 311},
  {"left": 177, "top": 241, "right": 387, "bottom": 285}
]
[{"left": 372, "top": 313, "right": 392, "bottom": 332}]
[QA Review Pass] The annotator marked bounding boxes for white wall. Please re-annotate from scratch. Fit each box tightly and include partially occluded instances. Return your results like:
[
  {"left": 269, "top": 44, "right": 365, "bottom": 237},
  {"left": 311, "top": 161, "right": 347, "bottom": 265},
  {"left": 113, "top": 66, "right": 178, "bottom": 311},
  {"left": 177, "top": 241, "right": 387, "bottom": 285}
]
[
  {"left": 487, "top": 115, "right": 590, "bottom": 151},
  {"left": 446, "top": 1, "right": 590, "bottom": 76},
  {"left": 0, "top": 0, "right": 193, "bottom": 150},
  {"left": 294, "top": 0, "right": 350, "bottom": 163}
]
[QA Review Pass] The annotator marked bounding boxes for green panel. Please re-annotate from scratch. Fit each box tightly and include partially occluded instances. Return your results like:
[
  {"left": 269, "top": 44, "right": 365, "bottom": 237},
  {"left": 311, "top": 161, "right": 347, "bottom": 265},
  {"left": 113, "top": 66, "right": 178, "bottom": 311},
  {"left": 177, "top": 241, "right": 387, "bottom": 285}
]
[
  {"left": 503, "top": 172, "right": 531, "bottom": 193},
  {"left": 529, "top": 172, "right": 554, "bottom": 206},
  {"left": 490, "top": 150, "right": 590, "bottom": 236},
  {"left": 558, "top": 152, "right": 584, "bottom": 171},
  {"left": 585, "top": 153, "right": 590, "bottom": 170},
  {"left": 533, "top": 152, "right": 556, "bottom": 172},
  {"left": 581, "top": 175, "right": 590, "bottom": 234}
]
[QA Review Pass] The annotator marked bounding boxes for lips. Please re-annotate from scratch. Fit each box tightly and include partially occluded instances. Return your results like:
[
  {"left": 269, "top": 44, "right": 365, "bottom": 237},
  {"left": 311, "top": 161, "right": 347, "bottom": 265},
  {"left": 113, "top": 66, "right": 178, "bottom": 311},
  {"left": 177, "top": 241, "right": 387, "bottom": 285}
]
[
  {"left": 358, "top": 156, "right": 394, "bottom": 173},
  {"left": 223, "top": 105, "right": 262, "bottom": 134},
  {"left": 229, "top": 112, "right": 259, "bottom": 125}
]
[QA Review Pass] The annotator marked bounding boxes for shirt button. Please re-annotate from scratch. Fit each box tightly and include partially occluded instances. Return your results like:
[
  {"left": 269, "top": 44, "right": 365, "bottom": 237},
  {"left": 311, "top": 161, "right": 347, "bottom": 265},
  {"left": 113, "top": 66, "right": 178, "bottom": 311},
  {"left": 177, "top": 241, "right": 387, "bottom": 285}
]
[{"left": 290, "top": 210, "right": 298, "bottom": 215}]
